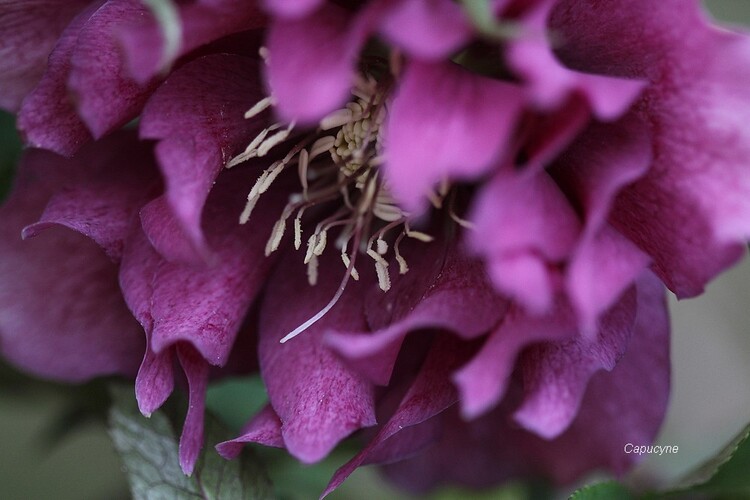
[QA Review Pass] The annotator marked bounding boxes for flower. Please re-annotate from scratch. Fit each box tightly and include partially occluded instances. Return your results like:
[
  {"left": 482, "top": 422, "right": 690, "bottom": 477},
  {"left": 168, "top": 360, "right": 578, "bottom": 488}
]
[{"left": 0, "top": 0, "right": 748, "bottom": 496}]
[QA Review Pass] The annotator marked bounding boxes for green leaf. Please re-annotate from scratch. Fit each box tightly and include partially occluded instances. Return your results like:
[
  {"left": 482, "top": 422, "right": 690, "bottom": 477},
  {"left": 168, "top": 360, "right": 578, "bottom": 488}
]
[
  {"left": 569, "top": 481, "right": 635, "bottom": 500},
  {"left": 669, "top": 422, "right": 750, "bottom": 497},
  {"left": 0, "top": 110, "right": 21, "bottom": 202},
  {"left": 108, "top": 385, "right": 273, "bottom": 500}
]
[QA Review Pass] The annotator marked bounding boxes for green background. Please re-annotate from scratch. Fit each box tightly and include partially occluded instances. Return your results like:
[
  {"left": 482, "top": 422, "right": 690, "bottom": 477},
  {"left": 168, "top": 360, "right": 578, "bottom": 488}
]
[{"left": 2, "top": 2, "right": 750, "bottom": 498}]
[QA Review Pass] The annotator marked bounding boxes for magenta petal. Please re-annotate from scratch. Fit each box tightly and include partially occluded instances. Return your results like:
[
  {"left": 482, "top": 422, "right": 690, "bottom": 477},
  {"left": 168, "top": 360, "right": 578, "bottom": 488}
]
[
  {"left": 266, "top": 4, "right": 364, "bottom": 124},
  {"left": 140, "top": 54, "right": 266, "bottom": 261},
  {"left": 327, "top": 243, "right": 507, "bottom": 385},
  {"left": 0, "top": 0, "right": 88, "bottom": 111},
  {"left": 552, "top": 0, "right": 750, "bottom": 296},
  {"left": 67, "top": 0, "right": 160, "bottom": 139},
  {"left": 453, "top": 303, "right": 576, "bottom": 419},
  {"left": 385, "top": 61, "right": 525, "bottom": 211},
  {"left": 120, "top": 171, "right": 284, "bottom": 366},
  {"left": 259, "top": 251, "right": 376, "bottom": 463},
  {"left": 0, "top": 149, "right": 143, "bottom": 381},
  {"left": 118, "top": 0, "right": 264, "bottom": 84},
  {"left": 177, "top": 344, "right": 210, "bottom": 476},
  {"left": 513, "top": 288, "right": 637, "bottom": 438},
  {"left": 135, "top": 344, "right": 174, "bottom": 417},
  {"left": 517, "top": 272, "right": 670, "bottom": 481},
  {"left": 216, "top": 404, "right": 285, "bottom": 460},
  {"left": 17, "top": 3, "right": 98, "bottom": 156},
  {"left": 551, "top": 116, "right": 652, "bottom": 328},
  {"left": 263, "top": 0, "right": 322, "bottom": 19},
  {"left": 322, "top": 335, "right": 477, "bottom": 497},
  {"left": 378, "top": 0, "right": 471, "bottom": 59},
  {"left": 20, "top": 133, "right": 158, "bottom": 260}
]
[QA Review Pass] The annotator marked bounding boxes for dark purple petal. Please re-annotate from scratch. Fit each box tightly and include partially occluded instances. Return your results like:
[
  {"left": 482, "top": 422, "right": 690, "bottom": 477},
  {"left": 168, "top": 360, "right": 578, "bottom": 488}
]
[
  {"left": 259, "top": 250, "right": 376, "bottom": 463},
  {"left": 17, "top": 3, "right": 98, "bottom": 155},
  {"left": 0, "top": 147, "right": 143, "bottom": 381},
  {"left": 216, "top": 404, "right": 285, "bottom": 459},
  {"left": 505, "top": 0, "right": 644, "bottom": 117},
  {"left": 327, "top": 241, "right": 507, "bottom": 385},
  {"left": 120, "top": 169, "right": 285, "bottom": 366},
  {"left": 453, "top": 302, "right": 576, "bottom": 419},
  {"left": 67, "top": 0, "right": 161, "bottom": 139},
  {"left": 135, "top": 344, "right": 174, "bottom": 417},
  {"left": 322, "top": 334, "right": 478, "bottom": 497},
  {"left": 385, "top": 61, "right": 525, "bottom": 211},
  {"left": 0, "top": 0, "right": 89, "bottom": 111},
  {"left": 551, "top": 0, "right": 750, "bottom": 296},
  {"left": 177, "top": 344, "right": 210, "bottom": 475},
  {"left": 21, "top": 133, "right": 159, "bottom": 260},
  {"left": 140, "top": 54, "right": 266, "bottom": 261},
  {"left": 513, "top": 272, "right": 670, "bottom": 481},
  {"left": 513, "top": 287, "right": 636, "bottom": 438}
]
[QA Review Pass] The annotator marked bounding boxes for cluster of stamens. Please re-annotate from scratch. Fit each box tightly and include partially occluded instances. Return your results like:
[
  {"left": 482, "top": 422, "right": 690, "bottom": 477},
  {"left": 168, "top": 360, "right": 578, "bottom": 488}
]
[{"left": 227, "top": 73, "right": 436, "bottom": 342}]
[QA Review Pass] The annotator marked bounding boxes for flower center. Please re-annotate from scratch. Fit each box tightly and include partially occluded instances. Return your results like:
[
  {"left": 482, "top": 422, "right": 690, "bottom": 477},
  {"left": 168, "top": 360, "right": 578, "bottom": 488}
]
[{"left": 228, "top": 64, "right": 447, "bottom": 341}]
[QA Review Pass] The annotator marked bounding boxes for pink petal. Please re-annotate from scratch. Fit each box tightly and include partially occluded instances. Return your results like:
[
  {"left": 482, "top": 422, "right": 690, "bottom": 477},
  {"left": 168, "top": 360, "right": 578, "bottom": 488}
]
[
  {"left": 453, "top": 302, "right": 576, "bottom": 419},
  {"left": 378, "top": 0, "right": 472, "bottom": 59},
  {"left": 0, "top": 0, "right": 88, "bottom": 111},
  {"left": 468, "top": 169, "right": 580, "bottom": 312},
  {"left": 216, "top": 404, "right": 285, "bottom": 460},
  {"left": 117, "top": 0, "right": 264, "bottom": 84},
  {"left": 17, "top": 3, "right": 98, "bottom": 155},
  {"left": 0, "top": 148, "right": 143, "bottom": 382},
  {"left": 551, "top": 0, "right": 750, "bottom": 296},
  {"left": 177, "top": 344, "right": 210, "bottom": 476},
  {"left": 384, "top": 61, "right": 525, "bottom": 211},
  {"left": 259, "top": 250, "right": 376, "bottom": 463},
  {"left": 327, "top": 241, "right": 507, "bottom": 385},
  {"left": 322, "top": 334, "right": 478, "bottom": 497},
  {"left": 140, "top": 54, "right": 267, "bottom": 262}
]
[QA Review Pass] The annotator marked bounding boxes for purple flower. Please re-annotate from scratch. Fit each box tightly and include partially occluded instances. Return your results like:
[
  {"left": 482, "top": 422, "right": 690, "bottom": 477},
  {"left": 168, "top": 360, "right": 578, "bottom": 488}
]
[{"left": 0, "top": 0, "right": 748, "bottom": 496}]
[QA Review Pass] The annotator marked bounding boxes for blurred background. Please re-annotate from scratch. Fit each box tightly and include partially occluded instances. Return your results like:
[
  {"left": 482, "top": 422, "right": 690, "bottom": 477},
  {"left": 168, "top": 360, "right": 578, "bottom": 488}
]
[{"left": 1, "top": 1, "right": 750, "bottom": 498}]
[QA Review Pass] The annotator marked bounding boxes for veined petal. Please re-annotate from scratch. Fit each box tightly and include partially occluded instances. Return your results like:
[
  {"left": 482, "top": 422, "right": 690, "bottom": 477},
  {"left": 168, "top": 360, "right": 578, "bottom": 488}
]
[
  {"left": 0, "top": 0, "right": 89, "bottom": 111},
  {"left": 259, "top": 250, "right": 376, "bottom": 464},
  {"left": 0, "top": 146, "right": 143, "bottom": 381}
]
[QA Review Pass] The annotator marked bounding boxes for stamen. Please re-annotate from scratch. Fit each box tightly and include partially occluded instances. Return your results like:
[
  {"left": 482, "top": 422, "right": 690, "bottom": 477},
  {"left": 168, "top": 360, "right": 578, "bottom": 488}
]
[{"left": 244, "top": 96, "right": 275, "bottom": 119}]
